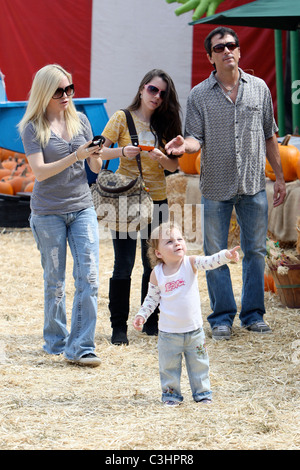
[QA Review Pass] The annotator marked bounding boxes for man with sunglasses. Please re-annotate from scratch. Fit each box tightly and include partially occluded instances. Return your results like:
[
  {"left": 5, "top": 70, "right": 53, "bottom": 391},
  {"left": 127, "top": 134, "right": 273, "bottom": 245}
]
[{"left": 166, "top": 26, "right": 286, "bottom": 341}]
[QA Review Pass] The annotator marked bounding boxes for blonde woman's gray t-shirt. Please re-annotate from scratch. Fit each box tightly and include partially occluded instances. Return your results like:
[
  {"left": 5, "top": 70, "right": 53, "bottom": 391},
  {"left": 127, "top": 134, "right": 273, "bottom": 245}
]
[{"left": 22, "top": 112, "right": 94, "bottom": 215}]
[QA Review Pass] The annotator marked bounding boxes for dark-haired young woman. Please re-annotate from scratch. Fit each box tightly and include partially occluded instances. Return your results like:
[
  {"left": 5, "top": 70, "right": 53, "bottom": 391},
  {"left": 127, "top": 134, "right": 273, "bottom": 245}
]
[{"left": 101, "top": 69, "right": 182, "bottom": 345}]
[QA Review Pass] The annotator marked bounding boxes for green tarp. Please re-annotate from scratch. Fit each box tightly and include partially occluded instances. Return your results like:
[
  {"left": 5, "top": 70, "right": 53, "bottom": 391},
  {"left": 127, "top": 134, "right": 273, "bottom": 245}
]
[{"left": 190, "top": 0, "right": 300, "bottom": 31}]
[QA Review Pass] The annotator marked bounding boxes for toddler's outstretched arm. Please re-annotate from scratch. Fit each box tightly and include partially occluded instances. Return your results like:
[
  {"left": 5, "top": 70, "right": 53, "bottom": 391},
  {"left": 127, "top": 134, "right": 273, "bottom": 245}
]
[{"left": 192, "top": 246, "right": 240, "bottom": 271}]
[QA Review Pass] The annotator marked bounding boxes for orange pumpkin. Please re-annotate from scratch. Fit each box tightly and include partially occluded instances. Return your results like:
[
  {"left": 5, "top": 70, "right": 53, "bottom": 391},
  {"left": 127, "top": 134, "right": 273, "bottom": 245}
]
[
  {"left": 264, "top": 272, "right": 277, "bottom": 293},
  {"left": 8, "top": 175, "right": 33, "bottom": 195},
  {"left": 266, "top": 135, "right": 300, "bottom": 182},
  {"left": 195, "top": 153, "right": 201, "bottom": 174},
  {"left": 24, "top": 181, "right": 35, "bottom": 192},
  {"left": 179, "top": 150, "right": 201, "bottom": 174},
  {"left": 14, "top": 152, "right": 27, "bottom": 162},
  {"left": 0, "top": 168, "right": 11, "bottom": 179},
  {"left": 0, "top": 179, "right": 14, "bottom": 195},
  {"left": 0, "top": 148, "right": 14, "bottom": 161},
  {"left": 2, "top": 158, "right": 17, "bottom": 171}
]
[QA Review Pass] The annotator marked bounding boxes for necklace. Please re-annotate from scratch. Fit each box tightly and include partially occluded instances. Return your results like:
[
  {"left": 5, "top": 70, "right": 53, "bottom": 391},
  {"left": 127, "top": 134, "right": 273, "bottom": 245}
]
[
  {"left": 47, "top": 118, "right": 66, "bottom": 138},
  {"left": 215, "top": 72, "right": 240, "bottom": 96}
]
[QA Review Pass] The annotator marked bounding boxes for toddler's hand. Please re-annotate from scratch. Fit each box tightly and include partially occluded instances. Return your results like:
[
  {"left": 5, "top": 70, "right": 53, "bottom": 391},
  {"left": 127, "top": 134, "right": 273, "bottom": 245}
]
[
  {"left": 133, "top": 315, "right": 145, "bottom": 331},
  {"left": 225, "top": 246, "right": 240, "bottom": 263}
]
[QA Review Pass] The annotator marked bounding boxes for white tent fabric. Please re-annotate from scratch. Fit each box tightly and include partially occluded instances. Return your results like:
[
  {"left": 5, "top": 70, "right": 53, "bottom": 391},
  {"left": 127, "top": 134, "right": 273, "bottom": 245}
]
[{"left": 90, "top": 0, "right": 193, "bottom": 118}]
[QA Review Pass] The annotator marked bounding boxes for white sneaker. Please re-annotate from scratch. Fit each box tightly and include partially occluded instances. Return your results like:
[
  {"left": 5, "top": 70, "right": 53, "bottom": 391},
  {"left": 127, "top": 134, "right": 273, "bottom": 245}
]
[{"left": 67, "top": 353, "right": 101, "bottom": 367}]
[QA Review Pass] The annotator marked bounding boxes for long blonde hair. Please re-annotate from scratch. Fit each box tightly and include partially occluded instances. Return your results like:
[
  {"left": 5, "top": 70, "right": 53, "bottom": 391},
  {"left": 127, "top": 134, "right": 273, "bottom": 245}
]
[{"left": 18, "top": 64, "right": 82, "bottom": 147}]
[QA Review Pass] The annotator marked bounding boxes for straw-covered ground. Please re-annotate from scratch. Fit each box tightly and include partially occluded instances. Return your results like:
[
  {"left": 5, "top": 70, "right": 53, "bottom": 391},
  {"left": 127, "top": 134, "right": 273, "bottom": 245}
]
[{"left": 0, "top": 227, "right": 299, "bottom": 451}]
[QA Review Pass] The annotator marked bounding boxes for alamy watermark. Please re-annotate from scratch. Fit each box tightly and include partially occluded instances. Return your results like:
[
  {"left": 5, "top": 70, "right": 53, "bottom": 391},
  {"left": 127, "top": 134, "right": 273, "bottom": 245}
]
[
  {"left": 291, "top": 80, "right": 300, "bottom": 105},
  {"left": 96, "top": 200, "right": 203, "bottom": 244}
]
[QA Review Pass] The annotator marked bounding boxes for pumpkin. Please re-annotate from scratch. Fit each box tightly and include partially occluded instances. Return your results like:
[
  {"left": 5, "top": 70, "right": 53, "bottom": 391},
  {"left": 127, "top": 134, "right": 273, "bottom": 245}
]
[
  {"left": 0, "top": 148, "right": 14, "bottom": 161},
  {"left": 24, "top": 181, "right": 35, "bottom": 192},
  {"left": 0, "top": 168, "right": 11, "bottom": 179},
  {"left": 264, "top": 272, "right": 277, "bottom": 293},
  {"left": 179, "top": 150, "right": 201, "bottom": 174},
  {"left": 266, "top": 135, "right": 300, "bottom": 182},
  {"left": 195, "top": 153, "right": 201, "bottom": 174},
  {"left": 7, "top": 175, "right": 32, "bottom": 194},
  {"left": 2, "top": 158, "right": 17, "bottom": 171},
  {"left": 0, "top": 179, "right": 14, "bottom": 195},
  {"left": 14, "top": 152, "right": 27, "bottom": 163}
]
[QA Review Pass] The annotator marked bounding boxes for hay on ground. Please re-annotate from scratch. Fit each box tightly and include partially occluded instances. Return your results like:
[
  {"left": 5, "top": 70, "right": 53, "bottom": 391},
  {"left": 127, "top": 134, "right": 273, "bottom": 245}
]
[{"left": 0, "top": 227, "right": 299, "bottom": 450}]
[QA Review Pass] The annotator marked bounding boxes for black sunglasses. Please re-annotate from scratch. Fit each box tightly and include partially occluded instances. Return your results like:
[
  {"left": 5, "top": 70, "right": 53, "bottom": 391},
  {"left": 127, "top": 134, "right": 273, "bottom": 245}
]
[
  {"left": 52, "top": 84, "right": 75, "bottom": 99},
  {"left": 145, "top": 84, "right": 166, "bottom": 100},
  {"left": 212, "top": 42, "right": 238, "bottom": 53}
]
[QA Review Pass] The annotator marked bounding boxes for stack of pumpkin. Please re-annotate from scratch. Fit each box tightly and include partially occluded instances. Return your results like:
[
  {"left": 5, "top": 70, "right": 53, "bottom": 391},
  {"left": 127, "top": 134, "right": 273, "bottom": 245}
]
[
  {"left": 178, "top": 150, "right": 201, "bottom": 174},
  {"left": 265, "top": 134, "right": 300, "bottom": 182},
  {"left": 178, "top": 135, "right": 300, "bottom": 180},
  {"left": 0, "top": 148, "right": 35, "bottom": 196}
]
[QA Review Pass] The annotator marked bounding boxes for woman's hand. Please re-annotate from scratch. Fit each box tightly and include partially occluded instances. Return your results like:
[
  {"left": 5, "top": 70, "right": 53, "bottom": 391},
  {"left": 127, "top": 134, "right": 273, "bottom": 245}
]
[
  {"left": 148, "top": 148, "right": 165, "bottom": 163},
  {"left": 148, "top": 148, "right": 178, "bottom": 172},
  {"left": 82, "top": 141, "right": 103, "bottom": 174},
  {"left": 122, "top": 145, "right": 141, "bottom": 160},
  {"left": 76, "top": 141, "right": 102, "bottom": 161}
]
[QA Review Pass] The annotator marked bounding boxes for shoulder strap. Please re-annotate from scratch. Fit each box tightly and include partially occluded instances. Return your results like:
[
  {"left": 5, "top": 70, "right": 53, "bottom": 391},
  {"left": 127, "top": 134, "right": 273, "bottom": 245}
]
[
  {"left": 121, "top": 109, "right": 143, "bottom": 178},
  {"left": 102, "top": 110, "right": 143, "bottom": 176},
  {"left": 122, "top": 109, "right": 139, "bottom": 147}
]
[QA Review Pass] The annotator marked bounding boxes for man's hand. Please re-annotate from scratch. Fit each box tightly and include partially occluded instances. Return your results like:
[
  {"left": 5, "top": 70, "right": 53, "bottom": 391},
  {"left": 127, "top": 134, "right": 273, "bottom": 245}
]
[{"left": 165, "top": 135, "right": 186, "bottom": 156}]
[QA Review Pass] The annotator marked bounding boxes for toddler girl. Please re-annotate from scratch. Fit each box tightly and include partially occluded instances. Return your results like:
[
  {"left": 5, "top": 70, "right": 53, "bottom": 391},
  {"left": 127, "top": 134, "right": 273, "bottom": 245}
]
[{"left": 133, "top": 222, "right": 239, "bottom": 406}]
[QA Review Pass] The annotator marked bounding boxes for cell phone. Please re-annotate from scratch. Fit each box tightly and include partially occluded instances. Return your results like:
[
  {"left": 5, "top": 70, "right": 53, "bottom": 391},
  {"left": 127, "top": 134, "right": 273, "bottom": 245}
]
[
  {"left": 88, "top": 135, "right": 105, "bottom": 147},
  {"left": 139, "top": 145, "right": 154, "bottom": 151}
]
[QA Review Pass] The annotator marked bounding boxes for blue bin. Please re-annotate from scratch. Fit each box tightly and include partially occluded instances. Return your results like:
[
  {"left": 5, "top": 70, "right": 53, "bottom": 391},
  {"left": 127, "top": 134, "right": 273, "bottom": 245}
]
[{"left": 0, "top": 97, "right": 119, "bottom": 183}]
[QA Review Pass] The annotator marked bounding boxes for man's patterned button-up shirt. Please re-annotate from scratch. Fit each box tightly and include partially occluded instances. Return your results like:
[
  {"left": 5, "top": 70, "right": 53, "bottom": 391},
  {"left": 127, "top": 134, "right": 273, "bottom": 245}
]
[{"left": 184, "top": 68, "right": 278, "bottom": 201}]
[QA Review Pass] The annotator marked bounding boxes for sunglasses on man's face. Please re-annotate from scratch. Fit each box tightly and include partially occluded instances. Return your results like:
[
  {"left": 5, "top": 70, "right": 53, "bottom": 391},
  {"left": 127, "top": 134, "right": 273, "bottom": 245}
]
[
  {"left": 212, "top": 42, "right": 238, "bottom": 53},
  {"left": 145, "top": 84, "right": 166, "bottom": 100},
  {"left": 52, "top": 84, "right": 75, "bottom": 99}
]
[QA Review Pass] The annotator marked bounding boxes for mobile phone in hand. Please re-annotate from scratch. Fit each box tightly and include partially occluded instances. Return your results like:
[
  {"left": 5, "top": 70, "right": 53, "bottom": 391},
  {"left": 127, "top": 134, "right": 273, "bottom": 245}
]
[{"left": 88, "top": 135, "right": 105, "bottom": 147}]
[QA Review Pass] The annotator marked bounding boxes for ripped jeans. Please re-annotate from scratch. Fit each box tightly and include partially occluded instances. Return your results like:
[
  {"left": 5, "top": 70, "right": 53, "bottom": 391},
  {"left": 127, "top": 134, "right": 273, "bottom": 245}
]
[{"left": 30, "top": 208, "right": 99, "bottom": 360}]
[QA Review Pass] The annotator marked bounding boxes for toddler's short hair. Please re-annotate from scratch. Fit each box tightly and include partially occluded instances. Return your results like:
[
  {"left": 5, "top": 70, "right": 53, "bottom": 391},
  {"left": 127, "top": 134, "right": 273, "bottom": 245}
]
[{"left": 147, "top": 222, "right": 182, "bottom": 267}]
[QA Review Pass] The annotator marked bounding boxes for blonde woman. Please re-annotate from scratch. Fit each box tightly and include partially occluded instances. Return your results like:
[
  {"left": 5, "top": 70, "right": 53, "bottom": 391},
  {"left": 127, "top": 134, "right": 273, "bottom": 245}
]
[{"left": 19, "top": 64, "right": 102, "bottom": 366}]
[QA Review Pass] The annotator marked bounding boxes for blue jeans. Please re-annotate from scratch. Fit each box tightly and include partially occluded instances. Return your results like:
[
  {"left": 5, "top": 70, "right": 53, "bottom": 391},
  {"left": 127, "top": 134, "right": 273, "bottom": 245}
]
[
  {"left": 30, "top": 207, "right": 99, "bottom": 360},
  {"left": 158, "top": 328, "right": 212, "bottom": 403},
  {"left": 201, "top": 191, "right": 268, "bottom": 329}
]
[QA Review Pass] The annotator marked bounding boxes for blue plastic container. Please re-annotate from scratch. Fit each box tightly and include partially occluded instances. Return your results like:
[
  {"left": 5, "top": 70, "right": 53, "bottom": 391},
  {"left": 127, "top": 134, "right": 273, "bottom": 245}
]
[{"left": 0, "top": 96, "right": 119, "bottom": 180}]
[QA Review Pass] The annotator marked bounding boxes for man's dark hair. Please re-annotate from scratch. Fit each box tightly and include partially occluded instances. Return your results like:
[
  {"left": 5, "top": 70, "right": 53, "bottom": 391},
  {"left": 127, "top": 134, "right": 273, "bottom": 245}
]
[{"left": 204, "top": 27, "right": 240, "bottom": 57}]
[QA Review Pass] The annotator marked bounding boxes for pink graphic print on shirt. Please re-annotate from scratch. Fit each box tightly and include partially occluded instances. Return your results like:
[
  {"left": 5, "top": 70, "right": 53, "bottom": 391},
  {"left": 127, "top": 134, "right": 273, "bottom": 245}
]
[{"left": 165, "top": 279, "right": 185, "bottom": 292}]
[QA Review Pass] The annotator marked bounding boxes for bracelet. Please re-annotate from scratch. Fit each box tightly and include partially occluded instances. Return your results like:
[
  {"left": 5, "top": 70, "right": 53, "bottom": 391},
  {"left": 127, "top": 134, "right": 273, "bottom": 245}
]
[
  {"left": 122, "top": 146, "right": 127, "bottom": 157},
  {"left": 74, "top": 151, "right": 78, "bottom": 161}
]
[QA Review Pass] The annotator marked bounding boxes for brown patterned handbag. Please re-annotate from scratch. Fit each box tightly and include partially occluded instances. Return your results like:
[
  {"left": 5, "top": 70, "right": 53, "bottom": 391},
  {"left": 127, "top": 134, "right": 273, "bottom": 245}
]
[{"left": 91, "top": 109, "right": 153, "bottom": 232}]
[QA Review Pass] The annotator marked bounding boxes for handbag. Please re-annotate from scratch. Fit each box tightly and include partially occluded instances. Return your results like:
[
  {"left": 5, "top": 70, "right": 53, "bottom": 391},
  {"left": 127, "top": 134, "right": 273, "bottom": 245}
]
[{"left": 91, "top": 109, "right": 153, "bottom": 232}]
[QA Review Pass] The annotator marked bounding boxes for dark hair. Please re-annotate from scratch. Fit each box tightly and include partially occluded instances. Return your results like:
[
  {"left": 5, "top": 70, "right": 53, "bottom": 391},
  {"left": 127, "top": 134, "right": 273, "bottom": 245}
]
[
  {"left": 204, "top": 27, "right": 240, "bottom": 57},
  {"left": 127, "top": 69, "right": 182, "bottom": 148}
]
